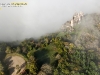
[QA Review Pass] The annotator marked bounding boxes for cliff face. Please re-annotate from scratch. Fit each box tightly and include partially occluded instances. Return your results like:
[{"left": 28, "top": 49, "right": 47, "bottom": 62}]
[
  {"left": 60, "top": 13, "right": 100, "bottom": 50},
  {"left": 60, "top": 13, "right": 100, "bottom": 31},
  {"left": 60, "top": 12, "right": 84, "bottom": 32},
  {"left": 74, "top": 13, "right": 100, "bottom": 49}
]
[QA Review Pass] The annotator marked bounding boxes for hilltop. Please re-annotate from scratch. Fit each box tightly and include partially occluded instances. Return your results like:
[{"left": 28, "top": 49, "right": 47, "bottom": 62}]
[{"left": 0, "top": 12, "right": 100, "bottom": 75}]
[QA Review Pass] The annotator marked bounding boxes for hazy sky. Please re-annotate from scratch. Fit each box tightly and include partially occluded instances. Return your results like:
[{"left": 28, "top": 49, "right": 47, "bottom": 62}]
[{"left": 0, "top": 0, "right": 100, "bottom": 41}]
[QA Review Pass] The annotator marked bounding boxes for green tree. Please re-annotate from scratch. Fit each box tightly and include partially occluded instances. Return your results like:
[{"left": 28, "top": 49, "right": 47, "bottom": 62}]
[{"left": 27, "top": 57, "right": 37, "bottom": 75}]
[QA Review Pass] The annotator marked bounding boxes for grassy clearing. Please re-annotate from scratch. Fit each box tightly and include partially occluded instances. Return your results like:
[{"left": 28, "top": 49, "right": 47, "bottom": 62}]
[{"left": 4, "top": 53, "right": 27, "bottom": 75}]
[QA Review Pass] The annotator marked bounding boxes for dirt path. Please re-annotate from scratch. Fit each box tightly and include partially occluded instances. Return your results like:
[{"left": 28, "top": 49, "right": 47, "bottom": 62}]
[{"left": 5, "top": 56, "right": 26, "bottom": 75}]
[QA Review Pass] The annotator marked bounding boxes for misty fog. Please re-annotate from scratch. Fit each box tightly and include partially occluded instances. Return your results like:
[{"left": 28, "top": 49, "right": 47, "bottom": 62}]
[{"left": 0, "top": 0, "right": 100, "bottom": 41}]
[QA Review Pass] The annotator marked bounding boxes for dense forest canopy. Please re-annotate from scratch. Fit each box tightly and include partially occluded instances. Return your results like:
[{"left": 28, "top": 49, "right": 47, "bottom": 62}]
[{"left": 0, "top": 13, "right": 100, "bottom": 75}]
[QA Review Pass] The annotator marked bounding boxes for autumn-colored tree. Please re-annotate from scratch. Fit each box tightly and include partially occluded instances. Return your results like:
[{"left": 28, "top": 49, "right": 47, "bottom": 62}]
[
  {"left": 0, "top": 61, "right": 4, "bottom": 75},
  {"left": 41, "top": 64, "right": 52, "bottom": 75},
  {"left": 16, "top": 47, "right": 21, "bottom": 53},
  {"left": 5, "top": 46, "right": 11, "bottom": 54}
]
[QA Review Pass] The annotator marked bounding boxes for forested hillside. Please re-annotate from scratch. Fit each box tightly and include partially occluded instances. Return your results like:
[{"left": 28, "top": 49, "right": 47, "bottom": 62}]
[{"left": 0, "top": 13, "right": 100, "bottom": 75}]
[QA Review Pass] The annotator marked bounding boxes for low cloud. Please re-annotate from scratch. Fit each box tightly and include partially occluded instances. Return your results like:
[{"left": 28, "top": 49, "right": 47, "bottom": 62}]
[{"left": 0, "top": 0, "right": 100, "bottom": 41}]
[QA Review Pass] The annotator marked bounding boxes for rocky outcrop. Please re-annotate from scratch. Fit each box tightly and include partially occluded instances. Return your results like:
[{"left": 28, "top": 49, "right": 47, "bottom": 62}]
[
  {"left": 37, "top": 64, "right": 52, "bottom": 75},
  {"left": 60, "top": 11, "right": 84, "bottom": 32}
]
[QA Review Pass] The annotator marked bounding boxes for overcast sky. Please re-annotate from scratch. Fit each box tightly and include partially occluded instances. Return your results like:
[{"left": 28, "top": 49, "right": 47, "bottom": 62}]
[{"left": 0, "top": 0, "right": 100, "bottom": 41}]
